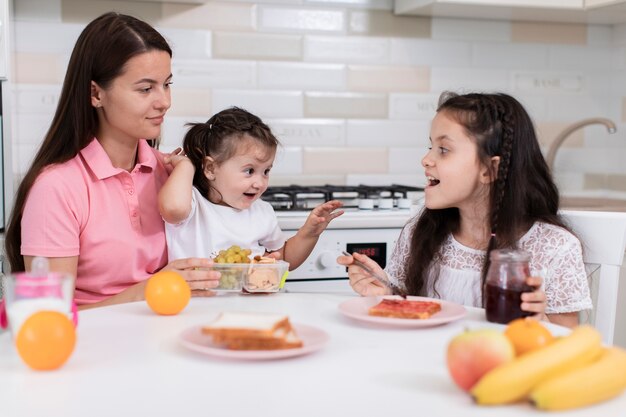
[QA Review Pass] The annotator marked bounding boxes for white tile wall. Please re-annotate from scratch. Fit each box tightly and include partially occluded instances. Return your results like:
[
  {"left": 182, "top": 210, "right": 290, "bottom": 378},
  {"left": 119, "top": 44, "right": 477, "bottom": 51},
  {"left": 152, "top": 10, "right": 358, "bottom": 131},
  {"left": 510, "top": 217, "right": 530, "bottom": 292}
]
[
  {"left": 272, "top": 146, "right": 303, "bottom": 174},
  {"left": 304, "top": 35, "right": 389, "bottom": 63},
  {"left": 160, "top": 29, "right": 213, "bottom": 60},
  {"left": 258, "top": 62, "right": 346, "bottom": 90},
  {"left": 391, "top": 39, "right": 471, "bottom": 67},
  {"left": 6, "top": 0, "right": 626, "bottom": 194},
  {"left": 258, "top": 6, "right": 346, "bottom": 33},
  {"left": 172, "top": 59, "right": 257, "bottom": 89},
  {"left": 431, "top": 18, "right": 511, "bottom": 42},
  {"left": 266, "top": 118, "right": 346, "bottom": 145},
  {"left": 472, "top": 42, "right": 549, "bottom": 69},
  {"left": 212, "top": 89, "right": 304, "bottom": 117},
  {"left": 346, "top": 119, "right": 429, "bottom": 147}
]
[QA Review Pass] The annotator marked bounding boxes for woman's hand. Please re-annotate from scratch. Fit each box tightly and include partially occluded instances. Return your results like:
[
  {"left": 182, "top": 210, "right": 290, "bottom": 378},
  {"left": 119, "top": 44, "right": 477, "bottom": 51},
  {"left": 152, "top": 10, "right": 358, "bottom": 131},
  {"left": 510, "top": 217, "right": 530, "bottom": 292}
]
[
  {"left": 521, "top": 275, "right": 547, "bottom": 320},
  {"left": 337, "top": 252, "right": 392, "bottom": 297},
  {"left": 162, "top": 257, "right": 221, "bottom": 297},
  {"left": 300, "top": 200, "right": 344, "bottom": 238}
]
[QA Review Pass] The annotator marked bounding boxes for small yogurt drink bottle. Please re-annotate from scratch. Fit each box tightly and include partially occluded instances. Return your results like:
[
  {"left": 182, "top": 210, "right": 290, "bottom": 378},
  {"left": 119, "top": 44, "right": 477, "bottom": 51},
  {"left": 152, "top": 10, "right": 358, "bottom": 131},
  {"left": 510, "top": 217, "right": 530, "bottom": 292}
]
[{"left": 0, "top": 257, "right": 77, "bottom": 337}]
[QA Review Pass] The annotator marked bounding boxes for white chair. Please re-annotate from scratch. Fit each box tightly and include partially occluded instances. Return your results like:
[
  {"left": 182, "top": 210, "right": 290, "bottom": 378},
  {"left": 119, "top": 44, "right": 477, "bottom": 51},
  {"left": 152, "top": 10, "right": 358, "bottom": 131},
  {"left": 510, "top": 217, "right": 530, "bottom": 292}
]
[{"left": 560, "top": 210, "right": 626, "bottom": 344}]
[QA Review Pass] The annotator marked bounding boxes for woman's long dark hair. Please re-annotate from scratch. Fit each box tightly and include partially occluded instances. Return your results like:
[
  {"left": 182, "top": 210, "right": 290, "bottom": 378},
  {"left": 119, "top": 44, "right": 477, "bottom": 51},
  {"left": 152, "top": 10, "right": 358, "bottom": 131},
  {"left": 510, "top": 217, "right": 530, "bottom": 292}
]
[
  {"left": 5, "top": 12, "right": 172, "bottom": 272},
  {"left": 182, "top": 107, "right": 279, "bottom": 203},
  {"left": 404, "top": 92, "right": 568, "bottom": 301}
]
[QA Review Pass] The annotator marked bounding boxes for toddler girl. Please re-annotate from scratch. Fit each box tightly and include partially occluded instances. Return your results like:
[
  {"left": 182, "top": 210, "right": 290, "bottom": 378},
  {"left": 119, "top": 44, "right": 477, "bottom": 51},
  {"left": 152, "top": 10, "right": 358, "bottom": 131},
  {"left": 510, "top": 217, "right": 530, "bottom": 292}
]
[
  {"left": 159, "top": 107, "right": 343, "bottom": 269},
  {"left": 338, "top": 92, "right": 591, "bottom": 328}
]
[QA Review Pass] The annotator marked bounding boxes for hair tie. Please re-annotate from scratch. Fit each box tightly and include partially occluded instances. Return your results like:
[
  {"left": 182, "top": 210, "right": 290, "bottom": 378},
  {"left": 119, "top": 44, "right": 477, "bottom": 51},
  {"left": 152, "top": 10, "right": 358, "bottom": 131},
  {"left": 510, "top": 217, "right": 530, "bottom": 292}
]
[{"left": 490, "top": 233, "right": 496, "bottom": 237}]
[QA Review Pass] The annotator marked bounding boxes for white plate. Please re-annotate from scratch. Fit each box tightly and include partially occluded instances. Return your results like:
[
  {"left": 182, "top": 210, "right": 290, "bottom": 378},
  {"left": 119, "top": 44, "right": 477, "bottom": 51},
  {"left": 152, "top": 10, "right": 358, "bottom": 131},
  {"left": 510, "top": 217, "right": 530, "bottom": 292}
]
[
  {"left": 179, "top": 323, "right": 329, "bottom": 360},
  {"left": 338, "top": 295, "right": 467, "bottom": 328}
]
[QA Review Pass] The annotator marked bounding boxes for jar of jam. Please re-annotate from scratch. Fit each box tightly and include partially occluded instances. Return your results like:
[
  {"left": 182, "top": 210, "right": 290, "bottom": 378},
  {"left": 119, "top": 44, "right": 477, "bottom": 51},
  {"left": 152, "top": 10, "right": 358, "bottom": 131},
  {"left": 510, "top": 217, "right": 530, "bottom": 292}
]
[{"left": 484, "top": 249, "right": 535, "bottom": 324}]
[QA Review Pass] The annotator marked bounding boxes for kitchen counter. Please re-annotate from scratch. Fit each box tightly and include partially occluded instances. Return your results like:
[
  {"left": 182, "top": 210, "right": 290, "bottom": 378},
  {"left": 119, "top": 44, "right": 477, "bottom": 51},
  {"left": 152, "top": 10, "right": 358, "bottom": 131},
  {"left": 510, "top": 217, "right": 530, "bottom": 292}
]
[
  {"left": 561, "top": 191, "right": 626, "bottom": 212},
  {"left": 1, "top": 294, "right": 625, "bottom": 417}
]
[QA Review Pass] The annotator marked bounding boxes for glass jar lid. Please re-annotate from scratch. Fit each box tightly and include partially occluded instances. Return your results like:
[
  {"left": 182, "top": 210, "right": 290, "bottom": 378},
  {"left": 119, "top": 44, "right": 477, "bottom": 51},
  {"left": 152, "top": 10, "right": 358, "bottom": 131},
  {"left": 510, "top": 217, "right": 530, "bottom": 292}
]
[{"left": 489, "top": 249, "right": 531, "bottom": 262}]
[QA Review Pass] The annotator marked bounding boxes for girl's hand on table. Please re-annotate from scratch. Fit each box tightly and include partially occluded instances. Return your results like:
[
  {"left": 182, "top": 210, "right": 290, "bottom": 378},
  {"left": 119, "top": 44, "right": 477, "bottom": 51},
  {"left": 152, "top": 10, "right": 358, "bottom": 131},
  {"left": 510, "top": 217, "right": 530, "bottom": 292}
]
[
  {"left": 521, "top": 275, "right": 547, "bottom": 321},
  {"left": 337, "top": 252, "right": 392, "bottom": 297},
  {"left": 162, "top": 257, "right": 221, "bottom": 296}
]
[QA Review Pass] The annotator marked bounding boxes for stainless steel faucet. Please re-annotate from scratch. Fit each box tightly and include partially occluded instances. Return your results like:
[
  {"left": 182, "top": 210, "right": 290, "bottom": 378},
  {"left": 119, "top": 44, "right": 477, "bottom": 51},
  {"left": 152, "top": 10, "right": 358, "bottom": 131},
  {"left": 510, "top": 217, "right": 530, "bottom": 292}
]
[{"left": 545, "top": 118, "right": 617, "bottom": 172}]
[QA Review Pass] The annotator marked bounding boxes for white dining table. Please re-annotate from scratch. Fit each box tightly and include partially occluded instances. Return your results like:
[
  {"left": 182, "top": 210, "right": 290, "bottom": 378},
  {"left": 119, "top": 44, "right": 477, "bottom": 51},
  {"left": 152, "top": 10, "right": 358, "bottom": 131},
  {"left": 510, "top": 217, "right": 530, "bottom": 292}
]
[{"left": 1, "top": 292, "right": 624, "bottom": 417}]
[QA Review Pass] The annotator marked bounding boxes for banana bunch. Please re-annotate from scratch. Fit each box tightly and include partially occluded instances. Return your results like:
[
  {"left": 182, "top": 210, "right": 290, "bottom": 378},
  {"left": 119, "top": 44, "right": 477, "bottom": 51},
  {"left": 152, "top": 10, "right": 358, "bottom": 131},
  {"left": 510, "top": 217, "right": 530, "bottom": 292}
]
[
  {"left": 530, "top": 347, "right": 626, "bottom": 411},
  {"left": 471, "top": 325, "right": 603, "bottom": 405}
]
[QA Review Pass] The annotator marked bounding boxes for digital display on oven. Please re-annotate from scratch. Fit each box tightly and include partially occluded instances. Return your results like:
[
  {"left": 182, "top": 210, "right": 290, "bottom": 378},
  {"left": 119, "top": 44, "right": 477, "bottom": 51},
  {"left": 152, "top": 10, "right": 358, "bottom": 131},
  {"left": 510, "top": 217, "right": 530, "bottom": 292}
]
[{"left": 346, "top": 243, "right": 387, "bottom": 269}]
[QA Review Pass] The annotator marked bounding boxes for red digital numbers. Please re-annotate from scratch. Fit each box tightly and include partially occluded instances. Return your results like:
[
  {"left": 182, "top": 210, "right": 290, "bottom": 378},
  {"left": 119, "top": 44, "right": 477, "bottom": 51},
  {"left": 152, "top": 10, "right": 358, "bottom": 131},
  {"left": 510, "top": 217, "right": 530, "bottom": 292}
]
[{"left": 356, "top": 248, "right": 377, "bottom": 257}]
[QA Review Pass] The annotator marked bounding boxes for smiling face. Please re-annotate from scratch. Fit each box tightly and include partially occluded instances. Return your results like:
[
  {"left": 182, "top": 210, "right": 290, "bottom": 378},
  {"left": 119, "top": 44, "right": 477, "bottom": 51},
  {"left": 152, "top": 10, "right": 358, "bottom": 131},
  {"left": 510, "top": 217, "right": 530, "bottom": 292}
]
[
  {"left": 206, "top": 135, "right": 276, "bottom": 210},
  {"left": 91, "top": 50, "right": 172, "bottom": 145},
  {"left": 422, "top": 111, "right": 493, "bottom": 212}
]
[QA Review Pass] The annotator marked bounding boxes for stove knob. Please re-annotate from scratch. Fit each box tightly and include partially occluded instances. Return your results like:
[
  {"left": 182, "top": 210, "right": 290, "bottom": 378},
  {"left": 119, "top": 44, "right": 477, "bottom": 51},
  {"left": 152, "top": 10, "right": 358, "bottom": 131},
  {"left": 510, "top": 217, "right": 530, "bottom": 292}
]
[
  {"left": 317, "top": 251, "right": 336, "bottom": 269},
  {"left": 358, "top": 199, "right": 374, "bottom": 210},
  {"left": 378, "top": 198, "right": 393, "bottom": 209}
]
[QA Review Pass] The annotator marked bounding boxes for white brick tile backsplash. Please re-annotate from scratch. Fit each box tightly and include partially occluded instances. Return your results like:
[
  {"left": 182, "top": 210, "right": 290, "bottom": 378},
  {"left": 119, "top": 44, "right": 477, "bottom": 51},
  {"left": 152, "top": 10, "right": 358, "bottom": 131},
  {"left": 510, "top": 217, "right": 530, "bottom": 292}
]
[
  {"left": 161, "top": 2, "right": 256, "bottom": 31},
  {"left": 388, "top": 93, "right": 440, "bottom": 120},
  {"left": 430, "top": 68, "right": 510, "bottom": 94},
  {"left": 160, "top": 29, "right": 212, "bottom": 60},
  {"left": 172, "top": 59, "right": 257, "bottom": 89},
  {"left": 304, "top": 35, "right": 389, "bottom": 63},
  {"left": 272, "top": 146, "right": 303, "bottom": 174},
  {"left": 346, "top": 174, "right": 420, "bottom": 186},
  {"left": 388, "top": 147, "right": 426, "bottom": 174},
  {"left": 14, "top": 114, "right": 51, "bottom": 145},
  {"left": 266, "top": 118, "right": 346, "bottom": 146},
  {"left": 7, "top": 1, "right": 626, "bottom": 196},
  {"left": 432, "top": 18, "right": 511, "bottom": 42},
  {"left": 587, "top": 24, "right": 612, "bottom": 45},
  {"left": 472, "top": 42, "right": 549, "bottom": 70},
  {"left": 212, "top": 90, "right": 304, "bottom": 118},
  {"left": 258, "top": 62, "right": 346, "bottom": 90},
  {"left": 391, "top": 39, "right": 471, "bottom": 67},
  {"left": 549, "top": 45, "right": 612, "bottom": 70},
  {"left": 346, "top": 119, "right": 429, "bottom": 147},
  {"left": 213, "top": 32, "right": 303, "bottom": 60},
  {"left": 258, "top": 6, "right": 345, "bottom": 33},
  {"left": 160, "top": 116, "right": 208, "bottom": 150},
  {"left": 14, "top": 85, "right": 62, "bottom": 115},
  {"left": 14, "top": 21, "right": 82, "bottom": 54}
]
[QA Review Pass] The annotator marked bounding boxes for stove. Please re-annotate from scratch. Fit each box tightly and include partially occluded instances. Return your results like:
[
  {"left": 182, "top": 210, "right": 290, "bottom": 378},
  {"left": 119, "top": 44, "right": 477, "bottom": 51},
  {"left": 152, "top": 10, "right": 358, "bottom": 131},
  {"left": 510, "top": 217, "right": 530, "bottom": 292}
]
[{"left": 263, "top": 184, "right": 424, "bottom": 293}]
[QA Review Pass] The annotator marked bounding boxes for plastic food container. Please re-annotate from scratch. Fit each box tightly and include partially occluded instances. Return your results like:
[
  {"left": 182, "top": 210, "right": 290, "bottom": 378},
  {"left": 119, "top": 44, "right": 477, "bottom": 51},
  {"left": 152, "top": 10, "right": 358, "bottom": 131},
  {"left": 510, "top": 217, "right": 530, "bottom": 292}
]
[
  {"left": 243, "top": 261, "right": 290, "bottom": 293},
  {"left": 211, "top": 261, "right": 289, "bottom": 293}
]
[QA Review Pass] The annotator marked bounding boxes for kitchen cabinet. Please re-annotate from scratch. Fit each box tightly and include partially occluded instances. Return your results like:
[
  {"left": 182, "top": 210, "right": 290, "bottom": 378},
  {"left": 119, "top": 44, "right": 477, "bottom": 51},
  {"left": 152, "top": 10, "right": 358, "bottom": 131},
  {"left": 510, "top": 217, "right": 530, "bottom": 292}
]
[{"left": 394, "top": 0, "right": 626, "bottom": 24}]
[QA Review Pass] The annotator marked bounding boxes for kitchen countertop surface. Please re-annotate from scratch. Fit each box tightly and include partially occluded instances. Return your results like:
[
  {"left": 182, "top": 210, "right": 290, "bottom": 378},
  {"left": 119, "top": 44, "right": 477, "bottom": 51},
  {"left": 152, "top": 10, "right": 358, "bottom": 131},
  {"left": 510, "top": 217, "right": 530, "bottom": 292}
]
[
  {"left": 561, "top": 191, "right": 626, "bottom": 212},
  {"left": 1, "top": 293, "right": 624, "bottom": 417}
]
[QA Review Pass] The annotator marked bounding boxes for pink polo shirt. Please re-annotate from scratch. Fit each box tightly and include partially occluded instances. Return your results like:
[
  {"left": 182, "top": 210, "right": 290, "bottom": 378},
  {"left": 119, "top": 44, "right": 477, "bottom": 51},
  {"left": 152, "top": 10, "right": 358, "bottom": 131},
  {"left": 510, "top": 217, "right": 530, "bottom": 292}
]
[{"left": 21, "top": 138, "right": 169, "bottom": 305}]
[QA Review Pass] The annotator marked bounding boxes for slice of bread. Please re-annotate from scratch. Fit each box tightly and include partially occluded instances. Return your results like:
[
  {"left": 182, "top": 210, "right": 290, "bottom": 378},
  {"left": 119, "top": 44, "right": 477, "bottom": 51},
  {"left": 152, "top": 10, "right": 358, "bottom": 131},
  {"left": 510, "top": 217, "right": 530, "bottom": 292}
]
[
  {"left": 202, "top": 312, "right": 303, "bottom": 350},
  {"left": 368, "top": 299, "right": 441, "bottom": 319}
]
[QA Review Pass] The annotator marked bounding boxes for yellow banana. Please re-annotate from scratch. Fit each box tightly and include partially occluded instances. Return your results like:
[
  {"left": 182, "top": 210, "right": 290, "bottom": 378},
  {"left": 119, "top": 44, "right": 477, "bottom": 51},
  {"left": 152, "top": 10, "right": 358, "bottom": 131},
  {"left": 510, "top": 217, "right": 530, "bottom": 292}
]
[
  {"left": 530, "top": 347, "right": 626, "bottom": 411},
  {"left": 471, "top": 325, "right": 602, "bottom": 405}
]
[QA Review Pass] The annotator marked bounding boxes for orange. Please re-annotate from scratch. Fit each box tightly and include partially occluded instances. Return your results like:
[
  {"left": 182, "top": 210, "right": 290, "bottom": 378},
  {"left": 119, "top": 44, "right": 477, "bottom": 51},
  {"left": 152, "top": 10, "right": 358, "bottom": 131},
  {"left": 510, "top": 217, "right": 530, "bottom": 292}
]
[
  {"left": 504, "top": 318, "right": 554, "bottom": 356},
  {"left": 16, "top": 310, "right": 76, "bottom": 371},
  {"left": 145, "top": 271, "right": 191, "bottom": 315}
]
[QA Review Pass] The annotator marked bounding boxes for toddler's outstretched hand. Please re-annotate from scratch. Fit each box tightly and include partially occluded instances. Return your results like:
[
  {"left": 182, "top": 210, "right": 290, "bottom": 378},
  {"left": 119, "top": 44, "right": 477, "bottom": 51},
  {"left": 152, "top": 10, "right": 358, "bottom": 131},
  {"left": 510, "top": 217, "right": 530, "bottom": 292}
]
[{"left": 301, "top": 200, "right": 344, "bottom": 237}]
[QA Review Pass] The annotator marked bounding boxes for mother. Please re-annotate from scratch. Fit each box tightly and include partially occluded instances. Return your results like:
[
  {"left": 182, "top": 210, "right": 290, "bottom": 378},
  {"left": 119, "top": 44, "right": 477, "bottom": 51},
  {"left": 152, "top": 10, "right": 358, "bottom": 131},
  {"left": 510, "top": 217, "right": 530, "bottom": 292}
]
[{"left": 5, "top": 12, "right": 219, "bottom": 308}]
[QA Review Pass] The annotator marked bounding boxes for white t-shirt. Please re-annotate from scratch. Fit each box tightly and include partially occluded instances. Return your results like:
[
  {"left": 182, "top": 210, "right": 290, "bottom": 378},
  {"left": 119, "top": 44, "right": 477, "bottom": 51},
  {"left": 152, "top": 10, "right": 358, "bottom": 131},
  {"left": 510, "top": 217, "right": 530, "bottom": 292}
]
[
  {"left": 385, "top": 218, "right": 593, "bottom": 314},
  {"left": 165, "top": 187, "right": 286, "bottom": 260}
]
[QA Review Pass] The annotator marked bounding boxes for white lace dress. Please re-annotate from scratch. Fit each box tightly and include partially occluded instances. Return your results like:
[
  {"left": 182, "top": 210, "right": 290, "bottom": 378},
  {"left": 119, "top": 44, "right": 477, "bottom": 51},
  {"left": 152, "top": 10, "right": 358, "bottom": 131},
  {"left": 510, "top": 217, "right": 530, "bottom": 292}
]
[{"left": 385, "top": 218, "right": 593, "bottom": 314}]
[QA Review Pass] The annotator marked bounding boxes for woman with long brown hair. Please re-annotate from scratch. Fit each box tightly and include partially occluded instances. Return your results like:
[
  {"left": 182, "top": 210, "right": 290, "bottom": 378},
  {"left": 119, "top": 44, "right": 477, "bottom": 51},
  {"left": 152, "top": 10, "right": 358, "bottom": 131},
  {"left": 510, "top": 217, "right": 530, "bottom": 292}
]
[
  {"left": 338, "top": 92, "right": 591, "bottom": 327},
  {"left": 5, "top": 12, "right": 219, "bottom": 308}
]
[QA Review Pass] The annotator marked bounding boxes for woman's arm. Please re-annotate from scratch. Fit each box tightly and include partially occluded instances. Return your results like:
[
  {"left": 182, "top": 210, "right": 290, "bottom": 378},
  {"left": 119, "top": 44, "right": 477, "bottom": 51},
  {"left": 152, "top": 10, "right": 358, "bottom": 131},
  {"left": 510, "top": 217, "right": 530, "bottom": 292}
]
[
  {"left": 24, "top": 255, "right": 221, "bottom": 310},
  {"left": 158, "top": 155, "right": 195, "bottom": 224}
]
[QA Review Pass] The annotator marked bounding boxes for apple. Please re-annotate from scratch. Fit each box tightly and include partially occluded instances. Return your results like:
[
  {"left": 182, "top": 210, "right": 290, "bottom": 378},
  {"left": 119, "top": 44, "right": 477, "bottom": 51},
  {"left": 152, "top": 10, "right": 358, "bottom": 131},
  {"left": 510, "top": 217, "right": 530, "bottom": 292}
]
[{"left": 446, "top": 328, "right": 515, "bottom": 392}]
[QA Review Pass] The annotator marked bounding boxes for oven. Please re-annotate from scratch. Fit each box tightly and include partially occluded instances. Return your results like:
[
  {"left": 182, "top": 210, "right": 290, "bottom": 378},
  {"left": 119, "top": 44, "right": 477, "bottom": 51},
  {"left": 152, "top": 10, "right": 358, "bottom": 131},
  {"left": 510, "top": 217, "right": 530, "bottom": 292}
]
[{"left": 262, "top": 185, "right": 424, "bottom": 293}]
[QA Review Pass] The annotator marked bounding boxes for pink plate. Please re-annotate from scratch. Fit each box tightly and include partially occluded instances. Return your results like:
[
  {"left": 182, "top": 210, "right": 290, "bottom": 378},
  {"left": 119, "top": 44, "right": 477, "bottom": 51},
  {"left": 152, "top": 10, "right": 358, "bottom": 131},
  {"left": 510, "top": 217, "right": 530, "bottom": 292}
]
[
  {"left": 179, "top": 323, "right": 329, "bottom": 360},
  {"left": 338, "top": 295, "right": 467, "bottom": 328}
]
